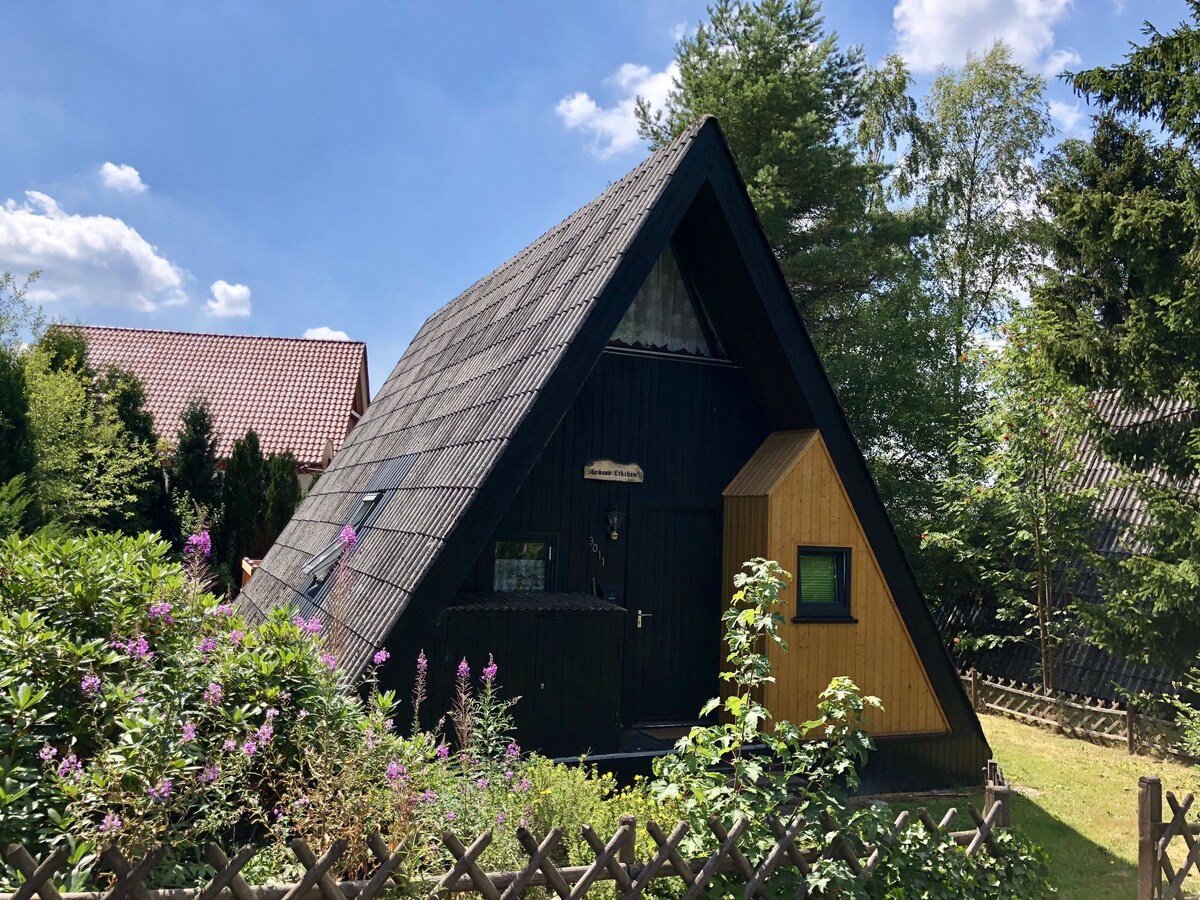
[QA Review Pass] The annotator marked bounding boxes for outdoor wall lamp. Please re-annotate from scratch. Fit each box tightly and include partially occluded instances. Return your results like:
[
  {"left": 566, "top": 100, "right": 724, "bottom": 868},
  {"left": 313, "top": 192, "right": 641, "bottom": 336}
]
[{"left": 607, "top": 508, "right": 625, "bottom": 541}]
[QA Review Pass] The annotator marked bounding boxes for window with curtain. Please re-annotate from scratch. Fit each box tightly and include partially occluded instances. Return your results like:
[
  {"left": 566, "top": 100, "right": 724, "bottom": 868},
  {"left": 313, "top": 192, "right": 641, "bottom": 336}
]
[
  {"left": 493, "top": 538, "right": 554, "bottom": 592},
  {"left": 794, "top": 547, "right": 852, "bottom": 621},
  {"left": 609, "top": 247, "right": 718, "bottom": 357}
]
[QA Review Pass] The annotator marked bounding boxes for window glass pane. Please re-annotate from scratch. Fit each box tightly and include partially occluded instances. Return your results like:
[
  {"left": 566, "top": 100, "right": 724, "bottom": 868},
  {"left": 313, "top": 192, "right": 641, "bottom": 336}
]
[
  {"left": 798, "top": 553, "right": 838, "bottom": 604},
  {"left": 494, "top": 540, "right": 549, "bottom": 591},
  {"left": 610, "top": 248, "right": 714, "bottom": 356}
]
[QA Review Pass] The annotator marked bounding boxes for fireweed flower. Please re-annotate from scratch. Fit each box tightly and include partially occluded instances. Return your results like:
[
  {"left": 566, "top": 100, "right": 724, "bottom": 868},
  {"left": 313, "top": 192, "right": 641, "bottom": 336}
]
[
  {"left": 204, "top": 682, "right": 223, "bottom": 704},
  {"left": 445, "top": 811, "right": 457, "bottom": 822},
  {"left": 291, "top": 614, "right": 323, "bottom": 634},
  {"left": 417, "top": 651, "right": 428, "bottom": 675},
  {"left": 181, "top": 722, "right": 198, "bottom": 742},
  {"left": 81, "top": 674, "right": 101, "bottom": 695},
  {"left": 57, "top": 755, "right": 82, "bottom": 779},
  {"left": 496, "top": 811, "right": 507, "bottom": 824},
  {"left": 39, "top": 745, "right": 57, "bottom": 761},
  {"left": 382, "top": 717, "right": 394, "bottom": 732},
  {"left": 320, "top": 653, "right": 337, "bottom": 671},
  {"left": 373, "top": 649, "right": 390, "bottom": 665},
  {"left": 200, "top": 762, "right": 219, "bottom": 783},
  {"left": 385, "top": 761, "right": 406, "bottom": 782},
  {"left": 148, "top": 600, "right": 174, "bottom": 623},
  {"left": 146, "top": 778, "right": 173, "bottom": 802},
  {"left": 505, "top": 742, "right": 520, "bottom": 759},
  {"left": 422, "top": 789, "right": 437, "bottom": 803},
  {"left": 435, "top": 743, "right": 449, "bottom": 760},
  {"left": 125, "top": 636, "right": 153, "bottom": 660},
  {"left": 256, "top": 722, "right": 274, "bottom": 745},
  {"left": 213, "top": 604, "right": 234, "bottom": 616},
  {"left": 504, "top": 769, "right": 514, "bottom": 781},
  {"left": 483, "top": 661, "right": 498, "bottom": 682},
  {"left": 222, "top": 738, "right": 237, "bottom": 752},
  {"left": 339, "top": 525, "right": 357, "bottom": 550},
  {"left": 266, "top": 708, "right": 279, "bottom": 719},
  {"left": 198, "top": 636, "right": 218, "bottom": 655},
  {"left": 228, "top": 629, "right": 246, "bottom": 646},
  {"left": 456, "top": 659, "right": 470, "bottom": 680},
  {"left": 517, "top": 778, "right": 532, "bottom": 793},
  {"left": 99, "top": 812, "right": 122, "bottom": 834},
  {"left": 243, "top": 741, "right": 257, "bottom": 757},
  {"left": 185, "top": 531, "right": 212, "bottom": 558},
  {"left": 475, "top": 777, "right": 490, "bottom": 790}
]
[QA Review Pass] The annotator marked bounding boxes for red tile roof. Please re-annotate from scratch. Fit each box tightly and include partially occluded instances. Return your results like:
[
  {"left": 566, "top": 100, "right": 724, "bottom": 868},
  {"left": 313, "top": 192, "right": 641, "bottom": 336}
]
[{"left": 74, "top": 325, "right": 368, "bottom": 465}]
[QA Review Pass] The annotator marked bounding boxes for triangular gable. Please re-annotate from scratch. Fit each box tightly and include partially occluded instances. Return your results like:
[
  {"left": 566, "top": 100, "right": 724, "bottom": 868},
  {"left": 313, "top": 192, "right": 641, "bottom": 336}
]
[
  {"left": 611, "top": 246, "right": 720, "bottom": 358},
  {"left": 243, "top": 118, "right": 983, "bottom": 743}
]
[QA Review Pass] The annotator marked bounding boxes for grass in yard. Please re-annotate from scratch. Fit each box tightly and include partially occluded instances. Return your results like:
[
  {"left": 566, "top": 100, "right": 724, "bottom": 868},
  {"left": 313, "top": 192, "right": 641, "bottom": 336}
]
[{"left": 880, "top": 714, "right": 1200, "bottom": 899}]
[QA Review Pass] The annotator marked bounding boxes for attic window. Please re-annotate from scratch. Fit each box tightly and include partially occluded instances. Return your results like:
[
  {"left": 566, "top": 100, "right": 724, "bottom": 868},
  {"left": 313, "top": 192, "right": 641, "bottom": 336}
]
[
  {"left": 301, "top": 491, "right": 382, "bottom": 584},
  {"left": 792, "top": 547, "right": 854, "bottom": 622},
  {"left": 610, "top": 247, "right": 720, "bottom": 357}
]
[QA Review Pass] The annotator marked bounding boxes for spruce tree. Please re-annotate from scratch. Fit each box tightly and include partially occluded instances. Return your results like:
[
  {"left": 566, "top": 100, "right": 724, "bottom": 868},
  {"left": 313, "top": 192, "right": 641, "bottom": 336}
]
[
  {"left": 171, "top": 398, "right": 222, "bottom": 527},
  {"left": 263, "top": 451, "right": 301, "bottom": 548},
  {"left": 221, "top": 429, "right": 267, "bottom": 584}
]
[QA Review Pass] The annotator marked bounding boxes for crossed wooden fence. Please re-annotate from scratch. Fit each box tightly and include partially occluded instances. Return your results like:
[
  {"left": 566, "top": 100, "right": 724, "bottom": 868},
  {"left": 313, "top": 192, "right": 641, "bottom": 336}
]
[
  {"left": 1138, "top": 776, "right": 1200, "bottom": 900},
  {"left": 3, "top": 765, "right": 1014, "bottom": 900},
  {"left": 962, "top": 669, "right": 1199, "bottom": 764}
]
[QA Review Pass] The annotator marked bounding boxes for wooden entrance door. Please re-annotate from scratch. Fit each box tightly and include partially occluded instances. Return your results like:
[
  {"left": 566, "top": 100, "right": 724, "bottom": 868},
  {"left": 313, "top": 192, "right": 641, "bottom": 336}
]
[{"left": 624, "top": 504, "right": 722, "bottom": 724}]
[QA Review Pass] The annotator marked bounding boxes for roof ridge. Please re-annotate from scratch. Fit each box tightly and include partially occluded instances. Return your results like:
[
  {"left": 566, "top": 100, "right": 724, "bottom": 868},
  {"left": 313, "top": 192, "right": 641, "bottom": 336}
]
[{"left": 64, "top": 323, "right": 366, "bottom": 347}]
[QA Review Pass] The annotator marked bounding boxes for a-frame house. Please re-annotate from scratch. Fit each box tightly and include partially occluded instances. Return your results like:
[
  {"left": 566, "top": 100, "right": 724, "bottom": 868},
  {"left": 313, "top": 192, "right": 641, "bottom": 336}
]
[{"left": 242, "top": 117, "right": 989, "bottom": 790}]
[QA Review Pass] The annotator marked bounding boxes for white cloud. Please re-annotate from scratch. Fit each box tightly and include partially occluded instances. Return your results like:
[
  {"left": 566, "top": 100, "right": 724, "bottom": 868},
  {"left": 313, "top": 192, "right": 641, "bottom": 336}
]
[
  {"left": 893, "top": 0, "right": 1076, "bottom": 72},
  {"left": 1043, "top": 46, "right": 1081, "bottom": 75},
  {"left": 303, "top": 326, "right": 350, "bottom": 341},
  {"left": 555, "top": 60, "right": 679, "bottom": 158},
  {"left": 1049, "top": 99, "right": 1089, "bottom": 137},
  {"left": 99, "top": 162, "right": 148, "bottom": 194},
  {"left": 0, "top": 191, "right": 186, "bottom": 311},
  {"left": 205, "top": 280, "right": 251, "bottom": 317},
  {"left": 670, "top": 21, "right": 688, "bottom": 42}
]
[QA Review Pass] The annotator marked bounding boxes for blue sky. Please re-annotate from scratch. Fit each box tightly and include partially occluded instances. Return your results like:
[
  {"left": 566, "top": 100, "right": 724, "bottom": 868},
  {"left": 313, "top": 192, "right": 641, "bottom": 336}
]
[{"left": 0, "top": 0, "right": 1191, "bottom": 393}]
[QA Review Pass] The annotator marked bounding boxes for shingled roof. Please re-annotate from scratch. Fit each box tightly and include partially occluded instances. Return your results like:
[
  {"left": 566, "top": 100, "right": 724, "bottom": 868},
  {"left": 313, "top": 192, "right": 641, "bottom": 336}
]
[
  {"left": 242, "top": 121, "right": 705, "bottom": 673},
  {"left": 74, "top": 326, "right": 369, "bottom": 466}
]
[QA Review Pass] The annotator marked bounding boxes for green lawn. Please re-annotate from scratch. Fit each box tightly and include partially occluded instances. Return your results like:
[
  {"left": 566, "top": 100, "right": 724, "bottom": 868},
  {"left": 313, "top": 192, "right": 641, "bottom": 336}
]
[{"left": 885, "top": 714, "right": 1200, "bottom": 899}]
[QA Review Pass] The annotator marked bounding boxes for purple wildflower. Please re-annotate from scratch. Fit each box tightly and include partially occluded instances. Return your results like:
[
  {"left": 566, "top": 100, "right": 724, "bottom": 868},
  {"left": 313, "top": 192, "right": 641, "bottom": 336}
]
[
  {"left": 505, "top": 742, "right": 520, "bottom": 759},
  {"left": 291, "top": 614, "right": 323, "bottom": 634},
  {"left": 445, "top": 811, "right": 457, "bottom": 822},
  {"left": 456, "top": 658, "right": 470, "bottom": 680},
  {"left": 475, "top": 777, "right": 490, "bottom": 790},
  {"left": 243, "top": 741, "right": 257, "bottom": 757},
  {"left": 417, "top": 651, "right": 428, "bottom": 675},
  {"left": 127, "top": 636, "right": 153, "bottom": 660},
  {"left": 81, "top": 674, "right": 101, "bottom": 696},
  {"left": 146, "top": 778, "right": 173, "bottom": 802},
  {"left": 99, "top": 812, "right": 122, "bottom": 834},
  {"left": 256, "top": 722, "right": 274, "bottom": 745},
  {"left": 222, "top": 738, "right": 237, "bottom": 752},
  {"left": 213, "top": 604, "right": 234, "bottom": 616},
  {"left": 483, "top": 660, "right": 498, "bottom": 682},
  {"left": 435, "top": 743, "right": 449, "bottom": 760},
  {"left": 422, "top": 789, "right": 438, "bottom": 804},
  {"left": 339, "top": 525, "right": 357, "bottom": 550},
  {"left": 181, "top": 722, "right": 197, "bottom": 742},
  {"left": 148, "top": 600, "right": 174, "bottom": 623},
  {"left": 198, "top": 636, "right": 218, "bottom": 655},
  {"left": 200, "top": 762, "right": 219, "bottom": 783},
  {"left": 320, "top": 653, "right": 337, "bottom": 671},
  {"left": 385, "top": 761, "right": 406, "bottom": 782},
  {"left": 39, "top": 745, "right": 57, "bottom": 761},
  {"left": 517, "top": 778, "right": 532, "bottom": 793},
  {"left": 373, "top": 648, "right": 390, "bottom": 665},
  {"left": 204, "top": 682, "right": 223, "bottom": 705},
  {"left": 266, "top": 708, "right": 279, "bottom": 719},
  {"left": 57, "top": 755, "right": 82, "bottom": 779},
  {"left": 496, "top": 811, "right": 507, "bottom": 824},
  {"left": 185, "top": 530, "right": 212, "bottom": 558},
  {"left": 382, "top": 717, "right": 394, "bottom": 731},
  {"left": 504, "top": 769, "right": 514, "bottom": 781},
  {"left": 228, "top": 629, "right": 246, "bottom": 646}
]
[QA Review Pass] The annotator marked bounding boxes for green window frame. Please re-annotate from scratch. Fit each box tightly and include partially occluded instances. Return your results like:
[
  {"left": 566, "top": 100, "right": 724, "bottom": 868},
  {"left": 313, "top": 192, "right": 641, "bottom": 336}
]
[{"left": 793, "top": 547, "right": 854, "bottom": 622}]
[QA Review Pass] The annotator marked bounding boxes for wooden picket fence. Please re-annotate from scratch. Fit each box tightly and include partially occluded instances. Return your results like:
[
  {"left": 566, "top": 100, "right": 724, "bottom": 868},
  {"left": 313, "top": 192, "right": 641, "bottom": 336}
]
[
  {"left": 962, "top": 669, "right": 1200, "bottom": 764},
  {"left": 3, "top": 765, "right": 1014, "bottom": 900},
  {"left": 1138, "top": 776, "right": 1200, "bottom": 899}
]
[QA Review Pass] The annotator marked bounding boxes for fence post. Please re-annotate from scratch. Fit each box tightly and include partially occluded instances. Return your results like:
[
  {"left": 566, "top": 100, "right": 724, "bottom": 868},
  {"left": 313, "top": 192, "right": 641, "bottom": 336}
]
[
  {"left": 1127, "top": 706, "right": 1137, "bottom": 756},
  {"left": 970, "top": 668, "right": 981, "bottom": 713},
  {"left": 1138, "top": 776, "right": 1162, "bottom": 900},
  {"left": 619, "top": 814, "right": 636, "bottom": 877},
  {"left": 984, "top": 763, "right": 1012, "bottom": 829}
]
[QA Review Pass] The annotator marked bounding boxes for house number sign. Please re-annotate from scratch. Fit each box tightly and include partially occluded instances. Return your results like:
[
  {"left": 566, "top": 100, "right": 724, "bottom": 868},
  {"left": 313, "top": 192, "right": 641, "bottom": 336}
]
[{"left": 583, "top": 460, "right": 644, "bottom": 483}]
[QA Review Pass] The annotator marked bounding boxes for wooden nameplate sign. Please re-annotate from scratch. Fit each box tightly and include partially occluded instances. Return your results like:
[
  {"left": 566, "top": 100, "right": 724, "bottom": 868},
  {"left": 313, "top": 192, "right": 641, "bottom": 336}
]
[{"left": 583, "top": 460, "right": 644, "bottom": 483}]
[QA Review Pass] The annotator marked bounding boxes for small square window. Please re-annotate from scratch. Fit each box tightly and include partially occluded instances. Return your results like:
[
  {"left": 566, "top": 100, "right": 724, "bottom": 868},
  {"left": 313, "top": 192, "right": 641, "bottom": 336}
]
[
  {"left": 493, "top": 538, "right": 554, "bottom": 592},
  {"left": 793, "top": 547, "right": 853, "bottom": 622}
]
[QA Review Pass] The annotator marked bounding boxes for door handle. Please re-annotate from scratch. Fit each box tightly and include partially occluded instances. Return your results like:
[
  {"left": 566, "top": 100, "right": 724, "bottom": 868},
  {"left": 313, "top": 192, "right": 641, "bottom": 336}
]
[{"left": 637, "top": 610, "right": 653, "bottom": 629}]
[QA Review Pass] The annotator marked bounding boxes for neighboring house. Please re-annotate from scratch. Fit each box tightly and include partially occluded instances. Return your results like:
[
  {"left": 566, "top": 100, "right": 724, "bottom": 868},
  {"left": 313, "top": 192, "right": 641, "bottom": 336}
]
[
  {"left": 74, "top": 326, "right": 369, "bottom": 480},
  {"left": 943, "top": 390, "right": 1187, "bottom": 701},
  {"left": 242, "top": 118, "right": 988, "bottom": 791}
]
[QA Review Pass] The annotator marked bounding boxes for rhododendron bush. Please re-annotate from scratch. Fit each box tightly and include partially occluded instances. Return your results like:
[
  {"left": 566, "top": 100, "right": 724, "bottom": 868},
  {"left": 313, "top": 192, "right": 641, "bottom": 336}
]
[{"left": 0, "top": 532, "right": 657, "bottom": 890}]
